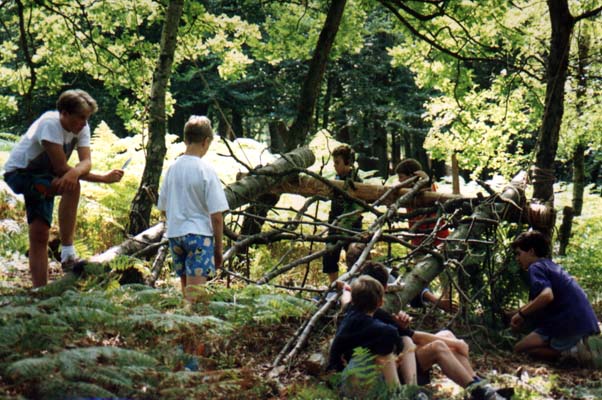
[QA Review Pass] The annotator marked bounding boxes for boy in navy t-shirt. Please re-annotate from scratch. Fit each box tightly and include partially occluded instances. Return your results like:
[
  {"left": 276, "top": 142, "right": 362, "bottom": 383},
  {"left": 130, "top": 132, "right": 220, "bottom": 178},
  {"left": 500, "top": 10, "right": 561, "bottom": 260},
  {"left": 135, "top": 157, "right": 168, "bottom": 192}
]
[
  {"left": 511, "top": 230, "right": 600, "bottom": 361},
  {"left": 328, "top": 275, "right": 408, "bottom": 393}
]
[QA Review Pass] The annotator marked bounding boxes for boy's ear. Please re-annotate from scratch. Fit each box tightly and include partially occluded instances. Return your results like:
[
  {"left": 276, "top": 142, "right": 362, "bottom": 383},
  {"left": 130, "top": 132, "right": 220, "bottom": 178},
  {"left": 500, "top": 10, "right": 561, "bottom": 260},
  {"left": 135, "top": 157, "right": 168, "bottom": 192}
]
[{"left": 377, "top": 297, "right": 384, "bottom": 308}]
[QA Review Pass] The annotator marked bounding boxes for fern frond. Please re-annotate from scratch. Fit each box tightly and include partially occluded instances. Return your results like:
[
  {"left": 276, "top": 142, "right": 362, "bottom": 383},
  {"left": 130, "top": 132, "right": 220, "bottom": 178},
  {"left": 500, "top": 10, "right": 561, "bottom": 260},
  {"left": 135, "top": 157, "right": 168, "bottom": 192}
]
[
  {"left": 53, "top": 306, "right": 116, "bottom": 327},
  {"left": 39, "top": 379, "right": 117, "bottom": 400},
  {"left": 5, "top": 356, "right": 59, "bottom": 382},
  {"left": 127, "top": 311, "right": 230, "bottom": 333},
  {"left": 0, "top": 305, "right": 42, "bottom": 319}
]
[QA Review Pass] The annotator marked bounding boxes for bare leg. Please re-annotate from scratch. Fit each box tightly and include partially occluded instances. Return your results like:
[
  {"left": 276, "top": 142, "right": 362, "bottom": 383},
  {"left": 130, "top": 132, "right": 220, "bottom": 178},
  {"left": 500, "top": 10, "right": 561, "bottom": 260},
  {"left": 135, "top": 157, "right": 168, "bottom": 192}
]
[
  {"left": 184, "top": 275, "right": 208, "bottom": 302},
  {"left": 397, "top": 337, "right": 418, "bottom": 385},
  {"left": 375, "top": 354, "right": 401, "bottom": 389},
  {"left": 57, "top": 183, "right": 80, "bottom": 247},
  {"left": 416, "top": 340, "right": 474, "bottom": 387},
  {"left": 180, "top": 276, "right": 187, "bottom": 297},
  {"left": 28, "top": 219, "right": 50, "bottom": 287},
  {"left": 515, "top": 331, "right": 561, "bottom": 361},
  {"left": 436, "top": 330, "right": 475, "bottom": 377},
  {"left": 328, "top": 271, "right": 338, "bottom": 283}
]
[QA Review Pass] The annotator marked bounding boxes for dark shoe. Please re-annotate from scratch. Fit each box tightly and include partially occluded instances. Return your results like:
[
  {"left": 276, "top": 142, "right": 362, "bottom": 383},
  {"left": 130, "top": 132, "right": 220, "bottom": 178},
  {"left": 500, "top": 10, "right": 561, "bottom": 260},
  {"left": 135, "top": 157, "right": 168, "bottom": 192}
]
[
  {"left": 61, "top": 257, "right": 85, "bottom": 274},
  {"left": 469, "top": 383, "right": 507, "bottom": 400}
]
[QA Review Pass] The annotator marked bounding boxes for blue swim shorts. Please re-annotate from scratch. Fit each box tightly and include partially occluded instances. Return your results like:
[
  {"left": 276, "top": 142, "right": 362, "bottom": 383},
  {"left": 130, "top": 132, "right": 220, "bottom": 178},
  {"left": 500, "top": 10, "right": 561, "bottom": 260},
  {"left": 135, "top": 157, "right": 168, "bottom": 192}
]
[
  {"left": 4, "top": 170, "right": 55, "bottom": 226},
  {"left": 535, "top": 329, "right": 586, "bottom": 352},
  {"left": 168, "top": 234, "right": 215, "bottom": 278}
]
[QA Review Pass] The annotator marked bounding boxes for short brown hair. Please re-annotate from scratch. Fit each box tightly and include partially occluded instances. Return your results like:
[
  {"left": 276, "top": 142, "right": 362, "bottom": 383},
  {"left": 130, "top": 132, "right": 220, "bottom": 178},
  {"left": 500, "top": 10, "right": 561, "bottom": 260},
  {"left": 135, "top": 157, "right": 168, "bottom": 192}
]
[
  {"left": 56, "top": 89, "right": 98, "bottom": 115},
  {"left": 351, "top": 275, "right": 384, "bottom": 313},
  {"left": 395, "top": 158, "right": 422, "bottom": 176},
  {"left": 332, "top": 144, "right": 354, "bottom": 165},
  {"left": 511, "top": 230, "right": 550, "bottom": 258},
  {"left": 346, "top": 243, "right": 369, "bottom": 268},
  {"left": 361, "top": 261, "right": 389, "bottom": 288},
  {"left": 184, "top": 115, "right": 213, "bottom": 143}
]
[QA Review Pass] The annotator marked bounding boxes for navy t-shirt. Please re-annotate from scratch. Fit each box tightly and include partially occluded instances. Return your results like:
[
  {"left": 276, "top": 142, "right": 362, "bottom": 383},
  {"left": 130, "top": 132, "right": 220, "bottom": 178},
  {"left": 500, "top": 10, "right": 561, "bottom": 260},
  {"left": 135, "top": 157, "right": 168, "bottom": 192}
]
[
  {"left": 528, "top": 258, "right": 600, "bottom": 338},
  {"left": 328, "top": 306, "right": 403, "bottom": 372}
]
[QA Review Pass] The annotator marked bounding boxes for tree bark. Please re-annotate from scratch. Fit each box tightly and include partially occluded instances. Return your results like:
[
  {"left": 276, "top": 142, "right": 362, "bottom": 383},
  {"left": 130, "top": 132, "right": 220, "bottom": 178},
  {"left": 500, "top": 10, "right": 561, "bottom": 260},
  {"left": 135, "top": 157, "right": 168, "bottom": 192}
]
[
  {"left": 571, "top": 30, "right": 590, "bottom": 217},
  {"left": 532, "top": 0, "right": 574, "bottom": 206},
  {"left": 273, "top": 175, "right": 463, "bottom": 206},
  {"left": 16, "top": 0, "right": 36, "bottom": 124},
  {"left": 382, "top": 184, "right": 525, "bottom": 313},
  {"left": 287, "top": 0, "right": 348, "bottom": 150},
  {"left": 128, "top": 0, "right": 184, "bottom": 234},
  {"left": 558, "top": 206, "right": 573, "bottom": 256}
]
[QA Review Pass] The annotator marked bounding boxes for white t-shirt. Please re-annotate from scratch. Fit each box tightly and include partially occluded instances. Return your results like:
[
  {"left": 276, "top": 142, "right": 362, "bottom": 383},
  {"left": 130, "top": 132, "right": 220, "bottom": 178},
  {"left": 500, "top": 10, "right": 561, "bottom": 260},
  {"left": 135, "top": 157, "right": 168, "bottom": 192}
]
[
  {"left": 157, "top": 154, "right": 229, "bottom": 238},
  {"left": 3, "top": 111, "right": 91, "bottom": 174}
]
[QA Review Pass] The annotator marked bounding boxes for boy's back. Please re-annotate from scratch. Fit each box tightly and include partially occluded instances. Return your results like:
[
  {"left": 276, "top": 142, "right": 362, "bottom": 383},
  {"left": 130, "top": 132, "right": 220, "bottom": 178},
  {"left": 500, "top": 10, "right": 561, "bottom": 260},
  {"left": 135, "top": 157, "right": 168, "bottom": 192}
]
[
  {"left": 158, "top": 154, "right": 227, "bottom": 238},
  {"left": 328, "top": 305, "right": 401, "bottom": 371}
]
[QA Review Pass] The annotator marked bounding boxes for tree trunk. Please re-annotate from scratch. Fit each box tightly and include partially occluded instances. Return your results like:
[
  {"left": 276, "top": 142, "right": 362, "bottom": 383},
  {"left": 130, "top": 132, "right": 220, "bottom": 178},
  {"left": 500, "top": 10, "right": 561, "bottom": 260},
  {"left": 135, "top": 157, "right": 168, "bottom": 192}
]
[
  {"left": 452, "top": 152, "right": 460, "bottom": 195},
  {"left": 572, "top": 144, "right": 586, "bottom": 216},
  {"left": 268, "top": 120, "right": 289, "bottom": 154},
  {"left": 558, "top": 206, "right": 573, "bottom": 256},
  {"left": 383, "top": 184, "right": 525, "bottom": 313},
  {"left": 16, "top": 0, "right": 36, "bottom": 124},
  {"left": 373, "top": 118, "right": 389, "bottom": 177},
  {"left": 128, "top": 0, "right": 184, "bottom": 234},
  {"left": 532, "top": 1, "right": 574, "bottom": 207},
  {"left": 225, "top": 147, "right": 316, "bottom": 209},
  {"left": 274, "top": 175, "right": 463, "bottom": 206},
  {"left": 287, "top": 0, "right": 347, "bottom": 150},
  {"left": 572, "top": 30, "right": 590, "bottom": 217}
]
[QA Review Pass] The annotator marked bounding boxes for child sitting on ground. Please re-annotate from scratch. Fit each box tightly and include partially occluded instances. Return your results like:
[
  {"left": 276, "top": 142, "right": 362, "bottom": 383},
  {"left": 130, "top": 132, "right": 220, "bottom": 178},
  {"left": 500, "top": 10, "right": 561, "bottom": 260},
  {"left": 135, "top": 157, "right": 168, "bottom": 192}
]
[
  {"left": 336, "top": 261, "right": 507, "bottom": 400},
  {"left": 328, "top": 275, "right": 420, "bottom": 398}
]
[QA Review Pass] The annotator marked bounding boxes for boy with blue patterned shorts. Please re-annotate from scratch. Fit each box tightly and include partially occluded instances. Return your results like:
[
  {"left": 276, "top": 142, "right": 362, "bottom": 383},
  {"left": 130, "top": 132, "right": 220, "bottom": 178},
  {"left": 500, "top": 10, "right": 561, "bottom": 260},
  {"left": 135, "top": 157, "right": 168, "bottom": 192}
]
[{"left": 157, "top": 116, "right": 229, "bottom": 302}]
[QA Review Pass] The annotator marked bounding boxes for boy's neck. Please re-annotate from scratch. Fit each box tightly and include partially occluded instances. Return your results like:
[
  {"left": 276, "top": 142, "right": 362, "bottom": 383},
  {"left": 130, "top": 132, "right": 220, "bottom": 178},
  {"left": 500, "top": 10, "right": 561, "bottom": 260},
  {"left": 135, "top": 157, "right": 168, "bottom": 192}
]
[{"left": 185, "top": 142, "right": 208, "bottom": 158}]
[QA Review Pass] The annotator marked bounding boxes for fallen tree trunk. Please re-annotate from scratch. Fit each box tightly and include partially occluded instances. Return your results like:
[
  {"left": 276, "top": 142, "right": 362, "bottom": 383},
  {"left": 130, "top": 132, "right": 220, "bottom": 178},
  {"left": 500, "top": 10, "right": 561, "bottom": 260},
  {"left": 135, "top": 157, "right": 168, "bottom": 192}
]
[
  {"left": 274, "top": 175, "right": 463, "bottom": 207},
  {"left": 382, "top": 184, "right": 525, "bottom": 313},
  {"left": 86, "top": 147, "right": 317, "bottom": 266}
]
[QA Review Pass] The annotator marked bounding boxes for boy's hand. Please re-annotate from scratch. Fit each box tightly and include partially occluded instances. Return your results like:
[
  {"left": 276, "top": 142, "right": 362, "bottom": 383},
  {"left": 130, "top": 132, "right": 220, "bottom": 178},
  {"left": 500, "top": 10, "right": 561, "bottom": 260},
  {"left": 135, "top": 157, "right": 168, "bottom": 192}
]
[
  {"left": 393, "top": 311, "right": 412, "bottom": 329},
  {"left": 103, "top": 169, "right": 124, "bottom": 183},
  {"left": 54, "top": 168, "right": 80, "bottom": 193},
  {"left": 510, "top": 313, "right": 524, "bottom": 332}
]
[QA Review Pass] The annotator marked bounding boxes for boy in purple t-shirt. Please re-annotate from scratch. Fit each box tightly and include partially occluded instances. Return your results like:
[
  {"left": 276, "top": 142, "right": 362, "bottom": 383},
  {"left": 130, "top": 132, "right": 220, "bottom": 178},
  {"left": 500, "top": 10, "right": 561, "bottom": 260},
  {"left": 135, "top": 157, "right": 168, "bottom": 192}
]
[{"left": 511, "top": 230, "right": 600, "bottom": 361}]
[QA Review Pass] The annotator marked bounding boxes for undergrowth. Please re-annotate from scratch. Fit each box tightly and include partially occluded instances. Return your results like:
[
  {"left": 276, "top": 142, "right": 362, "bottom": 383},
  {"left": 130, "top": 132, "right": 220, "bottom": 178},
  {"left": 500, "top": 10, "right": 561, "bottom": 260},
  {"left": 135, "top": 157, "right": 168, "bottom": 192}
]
[{"left": 0, "top": 278, "right": 312, "bottom": 399}]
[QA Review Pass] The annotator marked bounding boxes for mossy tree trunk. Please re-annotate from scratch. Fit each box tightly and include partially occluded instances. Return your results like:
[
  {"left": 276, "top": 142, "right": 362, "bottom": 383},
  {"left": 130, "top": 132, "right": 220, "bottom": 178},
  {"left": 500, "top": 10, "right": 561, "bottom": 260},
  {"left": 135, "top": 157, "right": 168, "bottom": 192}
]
[
  {"left": 383, "top": 184, "right": 525, "bottom": 313},
  {"left": 128, "top": 0, "right": 184, "bottom": 234},
  {"left": 571, "top": 30, "right": 591, "bottom": 217},
  {"left": 286, "top": 0, "right": 348, "bottom": 150}
]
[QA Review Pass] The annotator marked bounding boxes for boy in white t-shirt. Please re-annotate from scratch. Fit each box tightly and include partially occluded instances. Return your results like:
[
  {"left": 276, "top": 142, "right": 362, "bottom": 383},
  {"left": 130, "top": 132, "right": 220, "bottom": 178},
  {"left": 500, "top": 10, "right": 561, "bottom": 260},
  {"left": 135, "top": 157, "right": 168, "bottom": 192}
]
[
  {"left": 157, "top": 116, "right": 229, "bottom": 302},
  {"left": 3, "top": 89, "right": 124, "bottom": 287}
]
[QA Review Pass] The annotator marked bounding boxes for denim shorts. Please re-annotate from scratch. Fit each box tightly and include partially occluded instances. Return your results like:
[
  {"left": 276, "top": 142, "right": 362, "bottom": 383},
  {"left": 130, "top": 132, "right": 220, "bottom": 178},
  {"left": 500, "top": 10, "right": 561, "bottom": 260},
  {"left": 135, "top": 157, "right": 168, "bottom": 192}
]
[
  {"left": 535, "top": 329, "right": 586, "bottom": 351},
  {"left": 4, "top": 170, "right": 55, "bottom": 226},
  {"left": 168, "top": 234, "right": 215, "bottom": 278}
]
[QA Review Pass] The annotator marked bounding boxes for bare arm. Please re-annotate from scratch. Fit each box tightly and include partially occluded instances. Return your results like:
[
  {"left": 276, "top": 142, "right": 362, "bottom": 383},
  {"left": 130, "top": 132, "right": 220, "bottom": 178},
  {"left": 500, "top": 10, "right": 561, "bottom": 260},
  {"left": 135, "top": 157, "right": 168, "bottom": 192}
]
[
  {"left": 423, "top": 290, "right": 458, "bottom": 314},
  {"left": 80, "top": 169, "right": 124, "bottom": 183},
  {"left": 511, "top": 287, "right": 554, "bottom": 330},
  {"left": 43, "top": 141, "right": 91, "bottom": 192},
  {"left": 211, "top": 212, "right": 224, "bottom": 268}
]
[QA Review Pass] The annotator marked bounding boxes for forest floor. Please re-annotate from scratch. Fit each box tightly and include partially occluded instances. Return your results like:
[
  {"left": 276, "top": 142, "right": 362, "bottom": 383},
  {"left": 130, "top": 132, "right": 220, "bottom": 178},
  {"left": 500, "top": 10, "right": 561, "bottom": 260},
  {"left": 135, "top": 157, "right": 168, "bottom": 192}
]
[{"left": 2, "top": 253, "right": 602, "bottom": 400}]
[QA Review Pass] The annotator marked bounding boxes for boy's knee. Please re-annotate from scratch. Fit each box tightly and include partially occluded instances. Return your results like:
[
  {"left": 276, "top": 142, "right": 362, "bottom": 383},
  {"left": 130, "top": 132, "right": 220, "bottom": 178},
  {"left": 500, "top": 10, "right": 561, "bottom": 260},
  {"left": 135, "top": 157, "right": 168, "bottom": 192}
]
[{"left": 431, "top": 339, "right": 451, "bottom": 354}]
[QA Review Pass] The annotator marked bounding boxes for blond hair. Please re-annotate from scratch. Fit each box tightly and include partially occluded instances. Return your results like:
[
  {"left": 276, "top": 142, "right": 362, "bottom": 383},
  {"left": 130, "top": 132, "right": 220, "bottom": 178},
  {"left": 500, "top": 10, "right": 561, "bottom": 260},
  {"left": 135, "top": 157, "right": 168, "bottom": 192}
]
[
  {"left": 184, "top": 115, "right": 213, "bottom": 143},
  {"left": 56, "top": 89, "right": 98, "bottom": 115}
]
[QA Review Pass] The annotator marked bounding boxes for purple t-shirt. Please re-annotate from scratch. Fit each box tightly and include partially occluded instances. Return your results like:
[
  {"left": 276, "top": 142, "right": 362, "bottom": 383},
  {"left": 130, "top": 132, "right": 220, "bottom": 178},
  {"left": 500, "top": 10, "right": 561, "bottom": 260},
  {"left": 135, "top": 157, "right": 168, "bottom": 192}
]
[{"left": 528, "top": 258, "right": 599, "bottom": 338}]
